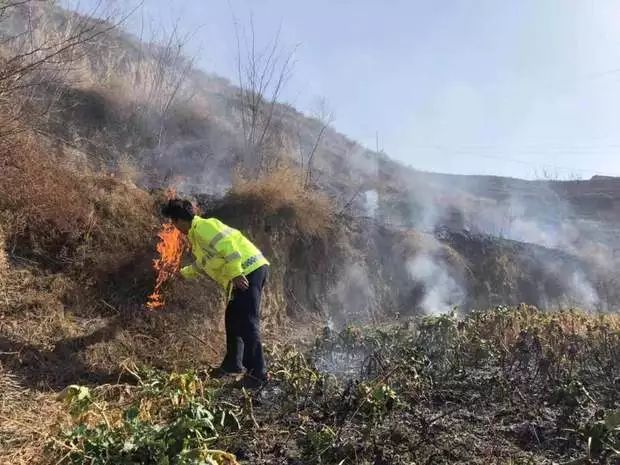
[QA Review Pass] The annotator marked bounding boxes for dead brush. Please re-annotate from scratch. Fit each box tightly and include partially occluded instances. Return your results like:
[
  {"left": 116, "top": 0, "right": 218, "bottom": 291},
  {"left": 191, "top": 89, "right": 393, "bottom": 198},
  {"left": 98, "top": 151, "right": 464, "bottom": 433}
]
[
  {"left": 0, "top": 131, "right": 158, "bottom": 295},
  {"left": 0, "top": 133, "right": 92, "bottom": 261},
  {"left": 229, "top": 165, "right": 335, "bottom": 238},
  {"left": 465, "top": 305, "right": 620, "bottom": 364},
  {"left": 0, "top": 367, "right": 70, "bottom": 465},
  {"left": 0, "top": 227, "right": 9, "bottom": 300},
  {"left": 0, "top": 228, "right": 7, "bottom": 273}
]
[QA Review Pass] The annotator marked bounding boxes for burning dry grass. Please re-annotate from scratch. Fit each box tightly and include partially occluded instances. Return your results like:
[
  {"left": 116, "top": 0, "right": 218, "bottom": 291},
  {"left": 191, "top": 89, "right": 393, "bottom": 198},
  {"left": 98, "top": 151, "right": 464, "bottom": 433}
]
[
  {"left": 0, "top": 130, "right": 160, "bottom": 385},
  {"left": 0, "top": 130, "right": 226, "bottom": 377},
  {"left": 146, "top": 224, "right": 180, "bottom": 310},
  {"left": 146, "top": 219, "right": 186, "bottom": 310}
]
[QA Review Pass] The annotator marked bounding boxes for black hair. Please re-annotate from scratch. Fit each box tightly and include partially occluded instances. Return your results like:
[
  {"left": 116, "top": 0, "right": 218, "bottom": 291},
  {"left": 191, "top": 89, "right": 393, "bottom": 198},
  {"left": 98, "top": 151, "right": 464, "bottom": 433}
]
[{"left": 161, "top": 198, "right": 195, "bottom": 221}]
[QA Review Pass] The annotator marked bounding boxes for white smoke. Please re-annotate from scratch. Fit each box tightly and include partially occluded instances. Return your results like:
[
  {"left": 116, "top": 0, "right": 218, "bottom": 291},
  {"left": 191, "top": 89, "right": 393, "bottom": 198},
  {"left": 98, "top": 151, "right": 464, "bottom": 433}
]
[
  {"left": 566, "top": 270, "right": 600, "bottom": 309},
  {"left": 406, "top": 253, "right": 465, "bottom": 314},
  {"left": 494, "top": 192, "right": 606, "bottom": 310},
  {"left": 331, "top": 262, "right": 377, "bottom": 323},
  {"left": 364, "top": 189, "right": 379, "bottom": 218},
  {"left": 496, "top": 193, "right": 579, "bottom": 250}
]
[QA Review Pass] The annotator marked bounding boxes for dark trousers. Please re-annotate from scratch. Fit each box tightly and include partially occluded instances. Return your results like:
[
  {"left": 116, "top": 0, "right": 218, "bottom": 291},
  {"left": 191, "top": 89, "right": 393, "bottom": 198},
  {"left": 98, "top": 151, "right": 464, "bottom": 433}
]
[{"left": 220, "top": 265, "right": 268, "bottom": 378}]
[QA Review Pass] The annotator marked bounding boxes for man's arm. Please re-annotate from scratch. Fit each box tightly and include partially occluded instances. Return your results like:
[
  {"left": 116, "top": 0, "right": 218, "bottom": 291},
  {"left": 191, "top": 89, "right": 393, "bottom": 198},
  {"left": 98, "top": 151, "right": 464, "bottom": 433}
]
[{"left": 180, "top": 262, "right": 201, "bottom": 280}]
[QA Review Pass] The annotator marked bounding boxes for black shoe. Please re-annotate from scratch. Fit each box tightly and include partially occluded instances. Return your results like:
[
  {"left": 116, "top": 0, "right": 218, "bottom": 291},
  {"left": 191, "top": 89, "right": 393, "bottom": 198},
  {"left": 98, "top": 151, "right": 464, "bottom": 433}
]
[{"left": 209, "top": 366, "right": 244, "bottom": 379}]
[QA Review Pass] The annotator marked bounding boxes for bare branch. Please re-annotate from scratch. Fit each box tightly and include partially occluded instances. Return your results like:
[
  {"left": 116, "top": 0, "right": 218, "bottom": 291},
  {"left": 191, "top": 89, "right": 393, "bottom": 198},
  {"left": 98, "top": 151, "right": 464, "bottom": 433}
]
[
  {"left": 254, "top": 44, "right": 296, "bottom": 155},
  {"left": 232, "top": 13, "right": 297, "bottom": 172},
  {"left": 304, "top": 97, "right": 334, "bottom": 188},
  {"left": 0, "top": 1, "right": 144, "bottom": 135},
  {"left": 0, "top": 1, "right": 31, "bottom": 15},
  {"left": 1, "top": 2, "right": 142, "bottom": 85}
]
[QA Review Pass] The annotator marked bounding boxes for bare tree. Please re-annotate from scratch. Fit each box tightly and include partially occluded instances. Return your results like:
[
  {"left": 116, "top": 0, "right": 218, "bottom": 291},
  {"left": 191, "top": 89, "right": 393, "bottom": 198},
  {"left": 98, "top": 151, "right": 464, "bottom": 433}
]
[
  {"left": 0, "top": 0, "right": 139, "bottom": 136},
  {"left": 233, "top": 14, "right": 296, "bottom": 171},
  {"left": 131, "top": 20, "right": 196, "bottom": 147},
  {"left": 302, "top": 97, "right": 334, "bottom": 189}
]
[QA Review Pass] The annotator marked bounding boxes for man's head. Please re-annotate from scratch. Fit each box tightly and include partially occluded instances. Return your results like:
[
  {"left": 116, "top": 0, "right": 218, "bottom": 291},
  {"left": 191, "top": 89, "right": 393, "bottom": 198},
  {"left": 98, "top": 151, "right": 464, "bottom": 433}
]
[{"left": 161, "top": 198, "right": 195, "bottom": 234}]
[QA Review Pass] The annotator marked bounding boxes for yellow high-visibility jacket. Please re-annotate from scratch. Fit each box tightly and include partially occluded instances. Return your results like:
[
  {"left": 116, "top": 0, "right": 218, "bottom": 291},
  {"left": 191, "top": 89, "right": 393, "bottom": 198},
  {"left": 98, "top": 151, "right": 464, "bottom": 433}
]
[{"left": 180, "top": 216, "right": 269, "bottom": 289}]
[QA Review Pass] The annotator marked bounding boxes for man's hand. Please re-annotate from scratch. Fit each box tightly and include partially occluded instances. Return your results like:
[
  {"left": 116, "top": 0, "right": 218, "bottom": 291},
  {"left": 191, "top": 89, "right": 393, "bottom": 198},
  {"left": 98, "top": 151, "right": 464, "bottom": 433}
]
[{"left": 232, "top": 275, "right": 249, "bottom": 291}]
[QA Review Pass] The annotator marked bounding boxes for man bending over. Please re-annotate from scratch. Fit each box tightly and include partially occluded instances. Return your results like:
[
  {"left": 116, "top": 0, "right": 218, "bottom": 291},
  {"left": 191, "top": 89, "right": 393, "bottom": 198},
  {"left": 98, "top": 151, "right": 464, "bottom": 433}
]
[{"left": 162, "top": 198, "right": 270, "bottom": 388}]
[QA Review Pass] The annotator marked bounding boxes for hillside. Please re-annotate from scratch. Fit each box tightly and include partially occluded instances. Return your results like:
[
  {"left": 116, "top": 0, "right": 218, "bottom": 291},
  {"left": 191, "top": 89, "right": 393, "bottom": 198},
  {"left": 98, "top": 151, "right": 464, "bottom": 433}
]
[
  {"left": 0, "top": 3, "right": 619, "bottom": 464},
  {"left": 17, "top": 2, "right": 620, "bottom": 261},
  {"left": 1, "top": 2, "right": 616, "bottom": 311}
]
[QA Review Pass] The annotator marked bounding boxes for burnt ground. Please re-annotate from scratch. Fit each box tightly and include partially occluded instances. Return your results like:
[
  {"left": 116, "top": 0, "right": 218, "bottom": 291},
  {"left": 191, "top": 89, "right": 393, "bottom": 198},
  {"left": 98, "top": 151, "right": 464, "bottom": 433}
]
[{"left": 38, "top": 307, "right": 620, "bottom": 465}]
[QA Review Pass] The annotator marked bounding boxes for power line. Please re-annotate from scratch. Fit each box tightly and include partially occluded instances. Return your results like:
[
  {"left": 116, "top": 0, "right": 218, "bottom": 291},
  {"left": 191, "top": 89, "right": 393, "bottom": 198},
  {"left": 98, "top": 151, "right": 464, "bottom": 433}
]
[{"left": 404, "top": 144, "right": 620, "bottom": 177}]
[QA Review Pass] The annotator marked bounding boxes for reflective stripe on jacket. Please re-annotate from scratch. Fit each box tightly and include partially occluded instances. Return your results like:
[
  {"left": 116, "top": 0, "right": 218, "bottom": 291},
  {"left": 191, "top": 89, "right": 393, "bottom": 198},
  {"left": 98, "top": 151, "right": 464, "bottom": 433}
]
[{"left": 180, "top": 216, "right": 269, "bottom": 289}]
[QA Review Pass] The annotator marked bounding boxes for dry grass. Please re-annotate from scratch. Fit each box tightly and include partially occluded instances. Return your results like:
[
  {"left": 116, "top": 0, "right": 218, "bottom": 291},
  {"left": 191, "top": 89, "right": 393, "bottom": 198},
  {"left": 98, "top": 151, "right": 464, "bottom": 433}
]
[
  {"left": 0, "top": 131, "right": 157, "bottom": 278},
  {"left": 0, "top": 228, "right": 7, "bottom": 282},
  {"left": 229, "top": 165, "right": 335, "bottom": 237},
  {"left": 0, "top": 128, "right": 229, "bottom": 373},
  {"left": 0, "top": 367, "right": 69, "bottom": 465},
  {"left": 115, "top": 155, "right": 142, "bottom": 185},
  {"left": 0, "top": 134, "right": 91, "bottom": 258},
  {"left": 0, "top": 127, "right": 231, "bottom": 362},
  {"left": 471, "top": 303, "right": 620, "bottom": 350}
]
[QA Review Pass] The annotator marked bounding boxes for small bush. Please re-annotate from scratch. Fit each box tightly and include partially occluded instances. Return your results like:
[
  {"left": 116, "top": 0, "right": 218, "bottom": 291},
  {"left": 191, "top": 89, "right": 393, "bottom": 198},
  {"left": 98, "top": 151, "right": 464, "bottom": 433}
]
[
  {"left": 228, "top": 165, "right": 335, "bottom": 237},
  {"left": 56, "top": 368, "right": 241, "bottom": 465}
]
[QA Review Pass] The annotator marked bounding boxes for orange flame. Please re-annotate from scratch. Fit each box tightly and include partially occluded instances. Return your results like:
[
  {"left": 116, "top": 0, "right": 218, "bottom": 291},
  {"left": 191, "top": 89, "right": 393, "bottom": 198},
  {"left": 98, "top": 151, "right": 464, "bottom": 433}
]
[
  {"left": 146, "top": 222, "right": 185, "bottom": 310},
  {"left": 146, "top": 188, "right": 186, "bottom": 310}
]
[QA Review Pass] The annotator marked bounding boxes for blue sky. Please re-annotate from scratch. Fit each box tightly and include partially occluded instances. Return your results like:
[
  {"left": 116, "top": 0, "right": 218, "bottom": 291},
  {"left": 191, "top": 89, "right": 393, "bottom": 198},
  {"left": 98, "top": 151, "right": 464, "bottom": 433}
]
[{"left": 69, "top": 0, "right": 620, "bottom": 179}]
